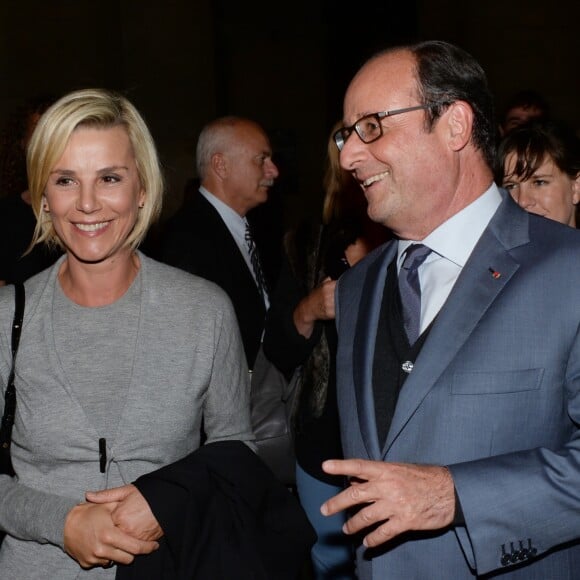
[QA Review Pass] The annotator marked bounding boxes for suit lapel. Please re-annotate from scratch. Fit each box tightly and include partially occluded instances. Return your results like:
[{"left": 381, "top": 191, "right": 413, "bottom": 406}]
[
  {"left": 353, "top": 243, "right": 397, "bottom": 459},
  {"left": 384, "top": 197, "right": 530, "bottom": 453}
]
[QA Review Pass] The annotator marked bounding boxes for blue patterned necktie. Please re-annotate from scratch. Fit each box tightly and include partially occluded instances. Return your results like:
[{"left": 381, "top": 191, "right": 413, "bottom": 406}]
[
  {"left": 244, "top": 220, "right": 269, "bottom": 303},
  {"left": 398, "top": 244, "right": 431, "bottom": 344}
]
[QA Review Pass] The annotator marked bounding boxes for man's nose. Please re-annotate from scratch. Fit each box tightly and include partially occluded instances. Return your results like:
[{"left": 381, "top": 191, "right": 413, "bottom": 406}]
[
  {"left": 339, "top": 132, "right": 366, "bottom": 173},
  {"left": 265, "top": 158, "right": 279, "bottom": 179}
]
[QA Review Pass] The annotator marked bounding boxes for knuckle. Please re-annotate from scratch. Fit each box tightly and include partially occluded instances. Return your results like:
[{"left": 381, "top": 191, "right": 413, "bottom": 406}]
[
  {"left": 369, "top": 524, "right": 393, "bottom": 546},
  {"left": 137, "top": 543, "right": 151, "bottom": 555},
  {"left": 349, "top": 485, "right": 364, "bottom": 501},
  {"left": 93, "top": 546, "right": 108, "bottom": 559},
  {"left": 360, "top": 508, "right": 375, "bottom": 525},
  {"left": 101, "top": 530, "right": 115, "bottom": 544},
  {"left": 121, "top": 524, "right": 137, "bottom": 537},
  {"left": 375, "top": 525, "right": 391, "bottom": 542}
]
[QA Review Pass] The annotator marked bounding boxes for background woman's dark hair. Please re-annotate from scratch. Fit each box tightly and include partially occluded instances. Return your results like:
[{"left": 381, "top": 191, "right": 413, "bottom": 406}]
[
  {"left": 0, "top": 95, "right": 55, "bottom": 198},
  {"left": 409, "top": 40, "right": 496, "bottom": 169},
  {"left": 496, "top": 119, "right": 580, "bottom": 182},
  {"left": 500, "top": 89, "right": 550, "bottom": 127}
]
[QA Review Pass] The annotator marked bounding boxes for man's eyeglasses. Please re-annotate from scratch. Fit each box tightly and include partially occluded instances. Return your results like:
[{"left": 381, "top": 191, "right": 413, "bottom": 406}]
[{"left": 333, "top": 103, "right": 444, "bottom": 151}]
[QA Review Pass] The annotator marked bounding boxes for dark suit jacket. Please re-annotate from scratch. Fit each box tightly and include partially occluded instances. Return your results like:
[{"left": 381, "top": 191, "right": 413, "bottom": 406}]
[
  {"left": 160, "top": 192, "right": 271, "bottom": 369},
  {"left": 336, "top": 193, "right": 580, "bottom": 579},
  {"left": 115, "top": 441, "right": 316, "bottom": 580}
]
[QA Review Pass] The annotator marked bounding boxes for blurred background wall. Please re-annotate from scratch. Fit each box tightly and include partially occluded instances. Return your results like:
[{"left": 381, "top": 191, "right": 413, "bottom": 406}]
[{"left": 1, "top": 0, "right": 578, "bottom": 229}]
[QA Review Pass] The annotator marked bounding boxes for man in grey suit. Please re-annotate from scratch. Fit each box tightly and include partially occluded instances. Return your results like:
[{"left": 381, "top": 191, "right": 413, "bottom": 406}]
[{"left": 320, "top": 40, "right": 580, "bottom": 579}]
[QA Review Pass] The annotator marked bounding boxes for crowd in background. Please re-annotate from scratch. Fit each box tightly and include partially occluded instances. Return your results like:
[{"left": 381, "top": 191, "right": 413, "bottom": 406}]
[{"left": 0, "top": 41, "right": 579, "bottom": 580}]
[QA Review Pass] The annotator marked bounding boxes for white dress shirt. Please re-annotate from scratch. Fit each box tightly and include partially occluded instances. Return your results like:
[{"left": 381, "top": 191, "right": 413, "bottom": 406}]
[
  {"left": 199, "top": 187, "right": 269, "bottom": 308},
  {"left": 397, "top": 184, "right": 503, "bottom": 334}
]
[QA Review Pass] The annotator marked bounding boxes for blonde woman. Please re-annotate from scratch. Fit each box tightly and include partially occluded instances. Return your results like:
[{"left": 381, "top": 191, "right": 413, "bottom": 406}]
[{"left": 0, "top": 88, "right": 253, "bottom": 578}]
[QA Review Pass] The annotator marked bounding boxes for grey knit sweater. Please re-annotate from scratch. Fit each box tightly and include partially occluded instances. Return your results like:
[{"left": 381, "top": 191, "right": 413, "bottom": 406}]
[{"left": 0, "top": 252, "right": 253, "bottom": 579}]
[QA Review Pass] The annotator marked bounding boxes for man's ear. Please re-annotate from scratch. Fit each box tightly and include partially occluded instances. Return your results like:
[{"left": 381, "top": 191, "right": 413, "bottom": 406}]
[
  {"left": 445, "top": 100, "right": 474, "bottom": 152},
  {"left": 572, "top": 171, "right": 580, "bottom": 205},
  {"left": 211, "top": 153, "right": 227, "bottom": 179}
]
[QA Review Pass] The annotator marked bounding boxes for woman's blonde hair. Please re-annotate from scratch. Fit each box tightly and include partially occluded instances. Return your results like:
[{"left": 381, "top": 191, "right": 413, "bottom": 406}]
[
  {"left": 26, "top": 88, "right": 163, "bottom": 251},
  {"left": 322, "top": 121, "right": 360, "bottom": 224}
]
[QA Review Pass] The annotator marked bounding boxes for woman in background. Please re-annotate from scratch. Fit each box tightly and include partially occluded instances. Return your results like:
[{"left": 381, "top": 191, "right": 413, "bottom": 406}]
[
  {"left": 497, "top": 119, "right": 580, "bottom": 227},
  {"left": 0, "top": 88, "right": 253, "bottom": 578},
  {"left": 264, "top": 123, "right": 390, "bottom": 579}
]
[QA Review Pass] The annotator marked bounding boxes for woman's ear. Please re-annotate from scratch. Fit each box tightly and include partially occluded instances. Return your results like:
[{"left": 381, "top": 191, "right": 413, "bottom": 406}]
[{"left": 42, "top": 195, "right": 50, "bottom": 212}]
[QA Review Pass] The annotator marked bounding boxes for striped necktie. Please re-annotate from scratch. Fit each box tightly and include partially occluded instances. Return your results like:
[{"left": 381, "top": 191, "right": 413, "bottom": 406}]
[
  {"left": 244, "top": 220, "right": 269, "bottom": 303},
  {"left": 398, "top": 244, "right": 431, "bottom": 344}
]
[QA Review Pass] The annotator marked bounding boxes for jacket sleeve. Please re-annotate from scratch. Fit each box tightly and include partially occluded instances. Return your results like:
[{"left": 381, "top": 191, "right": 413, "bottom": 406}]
[
  {"left": 263, "top": 255, "right": 322, "bottom": 375},
  {"left": 449, "top": 321, "right": 580, "bottom": 575}
]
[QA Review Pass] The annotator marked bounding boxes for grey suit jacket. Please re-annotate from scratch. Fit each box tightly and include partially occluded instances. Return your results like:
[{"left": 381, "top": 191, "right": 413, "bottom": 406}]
[
  {"left": 0, "top": 253, "right": 254, "bottom": 579},
  {"left": 336, "top": 194, "right": 580, "bottom": 579}
]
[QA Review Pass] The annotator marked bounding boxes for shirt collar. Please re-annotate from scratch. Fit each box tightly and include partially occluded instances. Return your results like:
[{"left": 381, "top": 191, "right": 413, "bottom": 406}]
[
  {"left": 398, "top": 183, "right": 503, "bottom": 268},
  {"left": 199, "top": 186, "right": 246, "bottom": 235}
]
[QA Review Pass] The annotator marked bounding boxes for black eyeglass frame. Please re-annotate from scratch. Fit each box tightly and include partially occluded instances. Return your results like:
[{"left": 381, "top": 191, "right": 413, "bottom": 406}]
[{"left": 333, "top": 103, "right": 446, "bottom": 151}]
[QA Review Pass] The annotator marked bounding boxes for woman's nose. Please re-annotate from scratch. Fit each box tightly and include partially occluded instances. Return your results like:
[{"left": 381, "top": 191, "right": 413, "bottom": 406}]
[
  {"left": 516, "top": 184, "right": 536, "bottom": 208},
  {"left": 76, "top": 184, "right": 100, "bottom": 213}
]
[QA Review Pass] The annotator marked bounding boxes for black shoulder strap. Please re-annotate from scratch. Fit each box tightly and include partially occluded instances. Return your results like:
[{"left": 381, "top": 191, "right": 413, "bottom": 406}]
[{"left": 0, "top": 282, "right": 25, "bottom": 449}]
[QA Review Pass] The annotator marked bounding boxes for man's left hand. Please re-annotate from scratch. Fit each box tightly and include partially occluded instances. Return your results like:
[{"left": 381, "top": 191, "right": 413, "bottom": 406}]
[{"left": 320, "top": 459, "right": 455, "bottom": 548}]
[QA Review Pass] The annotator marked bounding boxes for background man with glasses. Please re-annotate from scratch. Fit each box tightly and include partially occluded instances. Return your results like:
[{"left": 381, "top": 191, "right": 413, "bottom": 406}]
[{"left": 320, "top": 40, "right": 580, "bottom": 579}]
